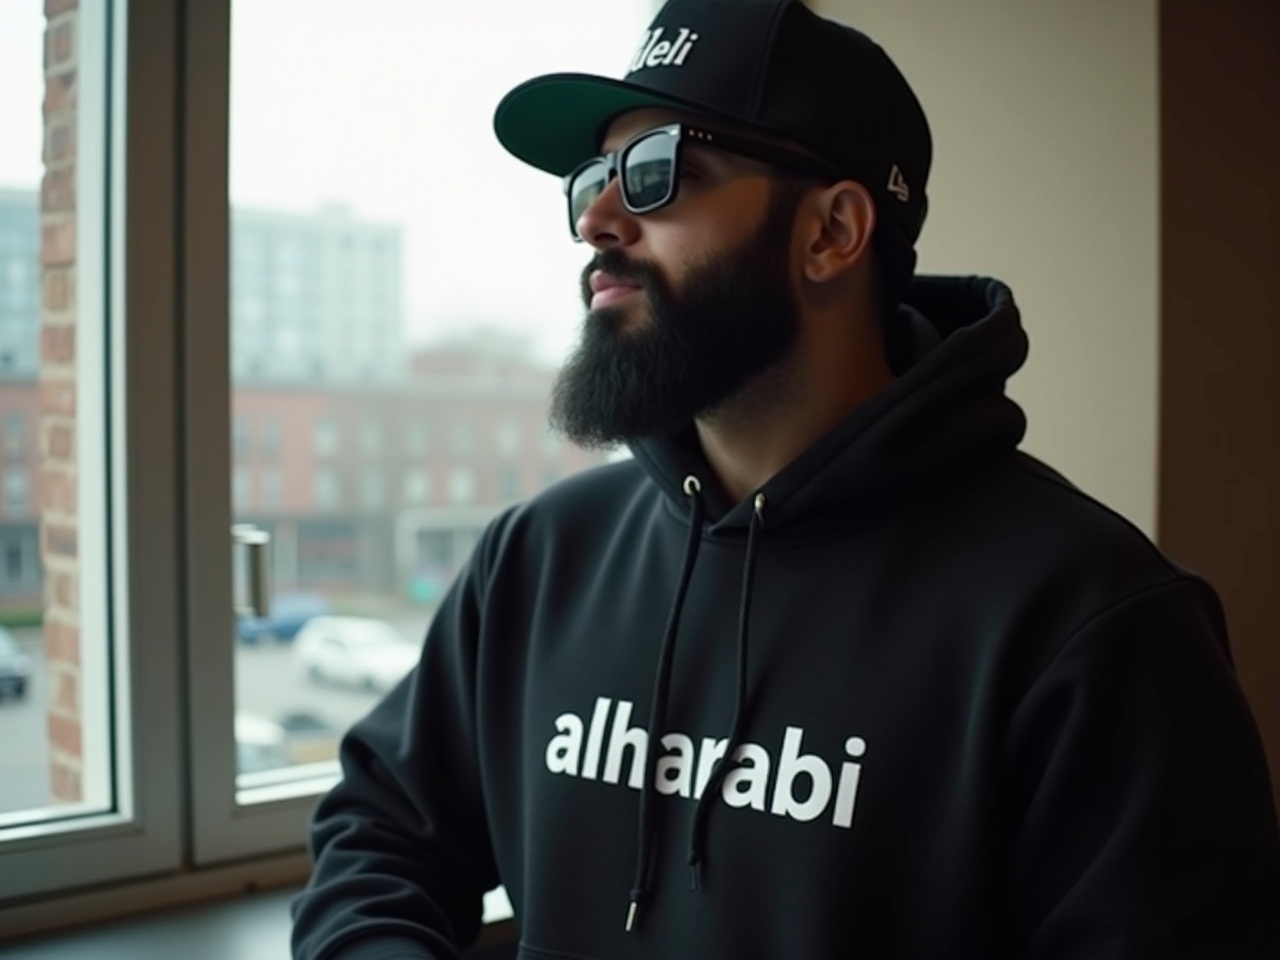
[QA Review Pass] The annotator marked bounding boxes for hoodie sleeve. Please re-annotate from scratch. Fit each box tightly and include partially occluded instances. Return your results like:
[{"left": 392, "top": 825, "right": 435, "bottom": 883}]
[
  {"left": 1005, "top": 577, "right": 1280, "bottom": 959},
  {"left": 290, "top": 522, "right": 505, "bottom": 960}
]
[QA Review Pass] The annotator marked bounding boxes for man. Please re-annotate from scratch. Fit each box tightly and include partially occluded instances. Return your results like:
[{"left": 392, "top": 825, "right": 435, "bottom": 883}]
[{"left": 292, "top": 1, "right": 1280, "bottom": 957}]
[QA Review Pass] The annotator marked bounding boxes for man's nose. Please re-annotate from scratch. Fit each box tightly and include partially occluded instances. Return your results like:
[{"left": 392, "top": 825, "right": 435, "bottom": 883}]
[{"left": 576, "top": 176, "right": 641, "bottom": 250}]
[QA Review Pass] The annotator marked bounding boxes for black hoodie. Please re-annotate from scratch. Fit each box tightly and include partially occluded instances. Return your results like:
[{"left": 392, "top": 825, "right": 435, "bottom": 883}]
[{"left": 292, "top": 276, "right": 1280, "bottom": 960}]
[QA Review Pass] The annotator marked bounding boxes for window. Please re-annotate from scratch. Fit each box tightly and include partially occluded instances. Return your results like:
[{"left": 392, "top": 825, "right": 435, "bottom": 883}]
[
  {"left": 313, "top": 469, "right": 341, "bottom": 511},
  {"left": 262, "top": 467, "right": 284, "bottom": 510},
  {"left": 3, "top": 411, "right": 24, "bottom": 459},
  {"left": 359, "top": 469, "right": 384, "bottom": 512},
  {"left": 0, "top": 0, "right": 182, "bottom": 908},
  {"left": 449, "top": 467, "right": 477, "bottom": 505},
  {"left": 498, "top": 467, "right": 520, "bottom": 503},
  {"left": 3, "top": 541, "right": 23, "bottom": 583},
  {"left": 403, "top": 469, "right": 430, "bottom": 506},
  {"left": 313, "top": 416, "right": 338, "bottom": 457},
  {"left": 451, "top": 421, "right": 474, "bottom": 458},
  {"left": 212, "top": 0, "right": 636, "bottom": 868},
  {"left": 232, "top": 414, "right": 251, "bottom": 457},
  {"left": 0, "top": 0, "right": 652, "bottom": 929},
  {"left": 496, "top": 418, "right": 521, "bottom": 458},
  {"left": 404, "top": 419, "right": 428, "bottom": 457},
  {"left": 232, "top": 467, "right": 251, "bottom": 511},
  {"left": 261, "top": 415, "right": 282, "bottom": 460}
]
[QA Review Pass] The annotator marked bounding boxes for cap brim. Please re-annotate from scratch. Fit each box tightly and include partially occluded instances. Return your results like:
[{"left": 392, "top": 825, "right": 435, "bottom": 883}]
[{"left": 494, "top": 73, "right": 729, "bottom": 177}]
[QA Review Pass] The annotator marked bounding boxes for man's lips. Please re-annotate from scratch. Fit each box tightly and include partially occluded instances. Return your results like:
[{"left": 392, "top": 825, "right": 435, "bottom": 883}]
[{"left": 589, "top": 270, "right": 642, "bottom": 308}]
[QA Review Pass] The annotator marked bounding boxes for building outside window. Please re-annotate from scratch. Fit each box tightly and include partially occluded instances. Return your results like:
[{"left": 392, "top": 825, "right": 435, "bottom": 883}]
[
  {"left": 361, "top": 419, "right": 382, "bottom": 456},
  {"left": 451, "top": 421, "right": 473, "bottom": 458},
  {"left": 3, "top": 468, "right": 28, "bottom": 515},
  {"left": 232, "top": 466, "right": 251, "bottom": 511},
  {"left": 261, "top": 415, "right": 282, "bottom": 460},
  {"left": 313, "top": 469, "right": 341, "bottom": 511},
  {"left": 496, "top": 419, "right": 521, "bottom": 459},
  {"left": 314, "top": 416, "right": 339, "bottom": 457},
  {"left": 2, "top": 411, "right": 24, "bottom": 460},
  {"left": 404, "top": 420, "right": 427, "bottom": 457},
  {"left": 262, "top": 466, "right": 284, "bottom": 511},
  {"left": 233, "top": 414, "right": 251, "bottom": 458},
  {"left": 449, "top": 467, "right": 476, "bottom": 505},
  {"left": 359, "top": 468, "right": 384, "bottom": 512},
  {"left": 403, "top": 469, "right": 430, "bottom": 506}
]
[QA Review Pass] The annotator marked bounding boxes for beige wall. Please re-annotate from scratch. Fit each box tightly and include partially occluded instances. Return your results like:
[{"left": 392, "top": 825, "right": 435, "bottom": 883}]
[{"left": 813, "top": 0, "right": 1160, "bottom": 534}]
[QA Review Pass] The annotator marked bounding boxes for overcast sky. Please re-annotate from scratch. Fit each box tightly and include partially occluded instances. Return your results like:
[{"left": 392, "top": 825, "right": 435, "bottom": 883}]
[{"left": 0, "top": 0, "right": 655, "bottom": 362}]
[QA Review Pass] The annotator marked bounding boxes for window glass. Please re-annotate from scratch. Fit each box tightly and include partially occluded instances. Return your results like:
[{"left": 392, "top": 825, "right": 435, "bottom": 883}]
[
  {"left": 0, "top": 0, "right": 115, "bottom": 828},
  {"left": 228, "top": 0, "right": 645, "bottom": 788}
]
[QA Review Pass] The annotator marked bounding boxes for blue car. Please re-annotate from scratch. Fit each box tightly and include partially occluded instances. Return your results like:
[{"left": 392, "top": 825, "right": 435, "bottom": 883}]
[{"left": 236, "top": 592, "right": 330, "bottom": 644}]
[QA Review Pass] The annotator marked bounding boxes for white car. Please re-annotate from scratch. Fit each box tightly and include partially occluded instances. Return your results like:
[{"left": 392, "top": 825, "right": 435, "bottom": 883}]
[{"left": 294, "top": 616, "right": 422, "bottom": 692}]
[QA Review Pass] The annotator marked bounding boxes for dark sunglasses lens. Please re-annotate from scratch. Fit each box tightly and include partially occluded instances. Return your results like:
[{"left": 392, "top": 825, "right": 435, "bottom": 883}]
[
  {"left": 569, "top": 161, "right": 609, "bottom": 232},
  {"left": 622, "top": 132, "right": 676, "bottom": 211}
]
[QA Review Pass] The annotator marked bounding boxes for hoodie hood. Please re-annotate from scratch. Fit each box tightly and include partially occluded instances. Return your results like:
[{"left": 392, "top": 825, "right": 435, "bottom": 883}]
[{"left": 630, "top": 275, "right": 1029, "bottom": 534}]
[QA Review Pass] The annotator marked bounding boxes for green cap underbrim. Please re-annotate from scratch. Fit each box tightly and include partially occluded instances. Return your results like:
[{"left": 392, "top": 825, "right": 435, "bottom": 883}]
[{"left": 493, "top": 72, "right": 734, "bottom": 178}]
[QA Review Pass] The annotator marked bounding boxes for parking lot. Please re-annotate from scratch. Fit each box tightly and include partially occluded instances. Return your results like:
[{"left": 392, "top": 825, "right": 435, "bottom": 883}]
[
  {"left": 0, "top": 630, "right": 52, "bottom": 816},
  {"left": 0, "top": 613, "right": 431, "bottom": 818}
]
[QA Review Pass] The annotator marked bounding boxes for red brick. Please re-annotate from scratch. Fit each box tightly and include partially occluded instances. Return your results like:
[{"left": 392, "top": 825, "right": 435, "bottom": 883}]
[
  {"left": 54, "top": 667, "right": 79, "bottom": 712},
  {"left": 47, "top": 20, "right": 75, "bottom": 69},
  {"left": 39, "top": 379, "right": 76, "bottom": 416},
  {"left": 50, "top": 760, "right": 83, "bottom": 803},
  {"left": 41, "top": 168, "right": 75, "bottom": 214},
  {"left": 45, "top": 422, "right": 75, "bottom": 460},
  {"left": 44, "top": 268, "right": 72, "bottom": 311},
  {"left": 45, "top": 618, "right": 81, "bottom": 662},
  {"left": 49, "top": 713, "right": 82, "bottom": 757},
  {"left": 45, "top": 120, "right": 75, "bottom": 166},
  {"left": 43, "top": 522, "right": 78, "bottom": 559},
  {"left": 46, "top": 0, "right": 80, "bottom": 16},
  {"left": 53, "top": 570, "right": 76, "bottom": 608},
  {"left": 41, "top": 325, "right": 76, "bottom": 366},
  {"left": 43, "top": 70, "right": 77, "bottom": 116},
  {"left": 40, "top": 469, "right": 76, "bottom": 514},
  {"left": 40, "top": 218, "right": 75, "bottom": 267}
]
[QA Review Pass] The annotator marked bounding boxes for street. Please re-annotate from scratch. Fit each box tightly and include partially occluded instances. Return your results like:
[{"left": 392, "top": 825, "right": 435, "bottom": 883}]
[
  {"left": 0, "top": 631, "right": 50, "bottom": 817},
  {"left": 237, "top": 610, "right": 433, "bottom": 745},
  {"left": 0, "top": 613, "right": 432, "bottom": 818}
]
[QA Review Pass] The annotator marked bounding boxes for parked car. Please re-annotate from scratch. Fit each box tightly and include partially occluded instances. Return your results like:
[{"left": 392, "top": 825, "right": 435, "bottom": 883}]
[
  {"left": 235, "top": 710, "right": 342, "bottom": 775},
  {"left": 0, "top": 627, "right": 32, "bottom": 701},
  {"left": 235, "top": 712, "right": 291, "bottom": 775},
  {"left": 236, "top": 591, "right": 330, "bottom": 644},
  {"left": 294, "top": 616, "right": 421, "bottom": 692}
]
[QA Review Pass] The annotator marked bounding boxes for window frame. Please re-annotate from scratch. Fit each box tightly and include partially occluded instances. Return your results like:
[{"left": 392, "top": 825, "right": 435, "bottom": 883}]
[
  {"left": 181, "top": 0, "right": 335, "bottom": 866},
  {"left": 0, "top": 0, "right": 186, "bottom": 906}
]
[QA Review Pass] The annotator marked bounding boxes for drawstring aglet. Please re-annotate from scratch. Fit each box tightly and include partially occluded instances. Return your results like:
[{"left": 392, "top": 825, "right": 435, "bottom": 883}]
[
  {"left": 625, "top": 899, "right": 639, "bottom": 933},
  {"left": 689, "top": 862, "right": 700, "bottom": 891}
]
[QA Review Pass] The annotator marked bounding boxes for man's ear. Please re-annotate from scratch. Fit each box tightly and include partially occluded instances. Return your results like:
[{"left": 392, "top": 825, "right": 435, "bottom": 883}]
[{"left": 801, "top": 180, "right": 877, "bottom": 284}]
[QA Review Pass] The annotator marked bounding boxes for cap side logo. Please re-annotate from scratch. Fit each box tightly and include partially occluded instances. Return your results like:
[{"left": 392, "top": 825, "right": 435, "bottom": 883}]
[
  {"left": 887, "top": 165, "right": 910, "bottom": 202},
  {"left": 628, "top": 27, "right": 700, "bottom": 73}
]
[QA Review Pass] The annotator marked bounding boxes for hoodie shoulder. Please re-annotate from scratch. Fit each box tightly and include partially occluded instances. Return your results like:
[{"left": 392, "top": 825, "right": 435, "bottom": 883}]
[{"left": 962, "top": 450, "right": 1226, "bottom": 661}]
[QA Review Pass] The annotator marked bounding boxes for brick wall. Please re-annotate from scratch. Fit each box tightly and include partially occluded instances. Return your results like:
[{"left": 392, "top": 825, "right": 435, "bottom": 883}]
[{"left": 41, "top": 0, "right": 82, "bottom": 805}]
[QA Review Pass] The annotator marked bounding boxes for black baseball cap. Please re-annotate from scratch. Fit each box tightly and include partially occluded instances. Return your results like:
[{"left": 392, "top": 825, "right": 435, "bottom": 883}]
[{"left": 493, "top": 0, "right": 932, "bottom": 294}]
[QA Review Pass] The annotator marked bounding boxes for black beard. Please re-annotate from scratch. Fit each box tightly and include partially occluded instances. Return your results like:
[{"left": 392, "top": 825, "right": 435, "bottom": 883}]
[{"left": 549, "top": 187, "right": 802, "bottom": 450}]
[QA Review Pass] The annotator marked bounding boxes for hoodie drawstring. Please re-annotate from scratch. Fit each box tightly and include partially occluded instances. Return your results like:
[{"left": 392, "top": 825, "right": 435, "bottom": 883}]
[
  {"left": 627, "top": 475, "right": 705, "bottom": 933},
  {"left": 687, "top": 492, "right": 765, "bottom": 890},
  {"left": 626, "top": 483, "right": 769, "bottom": 932}
]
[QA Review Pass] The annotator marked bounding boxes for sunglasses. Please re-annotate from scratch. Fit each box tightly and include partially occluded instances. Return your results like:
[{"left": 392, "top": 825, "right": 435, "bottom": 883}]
[{"left": 563, "top": 122, "right": 842, "bottom": 241}]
